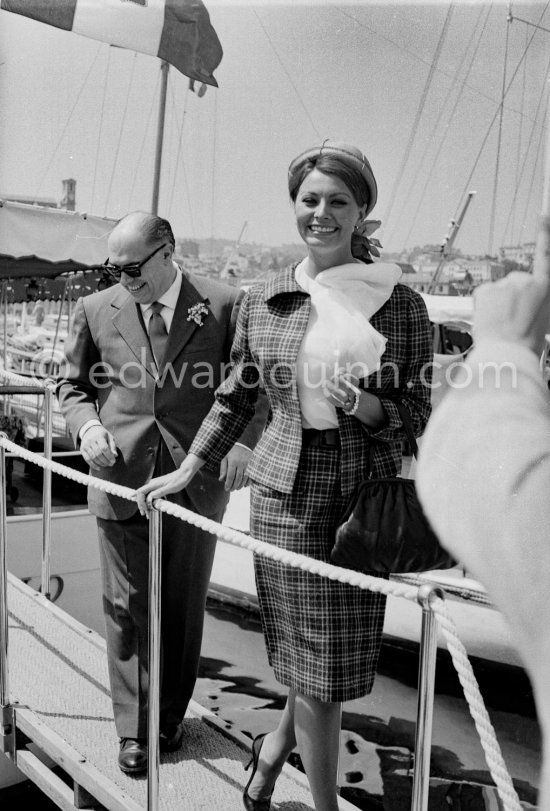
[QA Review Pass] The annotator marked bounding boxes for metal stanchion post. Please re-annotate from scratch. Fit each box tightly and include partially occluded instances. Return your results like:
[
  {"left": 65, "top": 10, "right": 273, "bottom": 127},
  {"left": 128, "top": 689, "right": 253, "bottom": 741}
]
[
  {"left": 147, "top": 508, "right": 162, "bottom": 811},
  {"left": 336, "top": 703, "right": 343, "bottom": 795},
  {"left": 41, "top": 382, "right": 53, "bottom": 600},
  {"left": 411, "top": 584, "right": 444, "bottom": 811},
  {"left": 0, "top": 435, "right": 15, "bottom": 756},
  {"left": 2, "top": 283, "right": 7, "bottom": 379}
]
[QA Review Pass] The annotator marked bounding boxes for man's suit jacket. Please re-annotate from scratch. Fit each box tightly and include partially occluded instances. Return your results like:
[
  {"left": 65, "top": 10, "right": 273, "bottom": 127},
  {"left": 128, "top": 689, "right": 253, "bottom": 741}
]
[
  {"left": 190, "top": 265, "right": 433, "bottom": 497},
  {"left": 57, "top": 271, "right": 265, "bottom": 520}
]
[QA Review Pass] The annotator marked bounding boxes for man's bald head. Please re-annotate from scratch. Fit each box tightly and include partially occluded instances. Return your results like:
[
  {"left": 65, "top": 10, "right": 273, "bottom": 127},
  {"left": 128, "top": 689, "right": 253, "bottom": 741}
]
[{"left": 112, "top": 212, "right": 175, "bottom": 249}]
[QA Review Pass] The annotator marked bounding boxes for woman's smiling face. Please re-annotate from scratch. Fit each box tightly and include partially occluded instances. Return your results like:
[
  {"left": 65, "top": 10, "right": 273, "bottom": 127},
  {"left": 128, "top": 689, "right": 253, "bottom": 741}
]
[{"left": 294, "top": 168, "right": 366, "bottom": 264}]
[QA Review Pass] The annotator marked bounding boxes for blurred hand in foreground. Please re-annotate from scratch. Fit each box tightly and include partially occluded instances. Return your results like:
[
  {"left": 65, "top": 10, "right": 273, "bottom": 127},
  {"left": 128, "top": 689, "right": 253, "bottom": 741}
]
[{"left": 473, "top": 270, "right": 550, "bottom": 355}]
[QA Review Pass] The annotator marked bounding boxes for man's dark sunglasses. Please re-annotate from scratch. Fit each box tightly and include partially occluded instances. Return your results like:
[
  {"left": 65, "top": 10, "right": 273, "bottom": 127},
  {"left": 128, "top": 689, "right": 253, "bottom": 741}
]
[{"left": 103, "top": 243, "right": 169, "bottom": 279}]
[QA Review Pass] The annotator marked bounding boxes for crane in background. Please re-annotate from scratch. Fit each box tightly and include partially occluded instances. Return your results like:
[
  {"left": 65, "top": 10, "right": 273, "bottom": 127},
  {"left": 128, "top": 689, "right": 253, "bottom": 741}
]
[{"left": 427, "top": 192, "right": 476, "bottom": 294}]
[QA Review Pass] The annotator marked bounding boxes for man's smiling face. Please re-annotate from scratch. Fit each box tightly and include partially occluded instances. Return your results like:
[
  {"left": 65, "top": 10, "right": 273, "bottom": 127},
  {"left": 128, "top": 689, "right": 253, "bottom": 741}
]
[{"left": 107, "top": 215, "right": 176, "bottom": 305}]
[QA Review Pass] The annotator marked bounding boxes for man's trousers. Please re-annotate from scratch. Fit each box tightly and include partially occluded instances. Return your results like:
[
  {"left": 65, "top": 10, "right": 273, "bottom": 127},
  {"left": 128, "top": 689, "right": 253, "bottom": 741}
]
[{"left": 96, "top": 498, "right": 221, "bottom": 738}]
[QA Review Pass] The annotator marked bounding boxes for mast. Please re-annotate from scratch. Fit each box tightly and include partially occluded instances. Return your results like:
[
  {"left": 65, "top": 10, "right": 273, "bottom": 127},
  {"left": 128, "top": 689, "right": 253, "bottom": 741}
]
[{"left": 151, "top": 61, "right": 170, "bottom": 215}]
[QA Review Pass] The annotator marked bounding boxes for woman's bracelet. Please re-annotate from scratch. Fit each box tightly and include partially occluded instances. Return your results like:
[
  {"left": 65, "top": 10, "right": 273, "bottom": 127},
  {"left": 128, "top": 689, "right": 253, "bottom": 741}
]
[
  {"left": 346, "top": 389, "right": 361, "bottom": 416},
  {"left": 341, "top": 379, "right": 361, "bottom": 417}
]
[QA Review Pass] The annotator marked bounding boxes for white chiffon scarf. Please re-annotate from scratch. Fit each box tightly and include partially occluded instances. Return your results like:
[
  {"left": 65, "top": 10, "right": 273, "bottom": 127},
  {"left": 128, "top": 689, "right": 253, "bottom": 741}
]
[{"left": 295, "top": 260, "right": 402, "bottom": 428}]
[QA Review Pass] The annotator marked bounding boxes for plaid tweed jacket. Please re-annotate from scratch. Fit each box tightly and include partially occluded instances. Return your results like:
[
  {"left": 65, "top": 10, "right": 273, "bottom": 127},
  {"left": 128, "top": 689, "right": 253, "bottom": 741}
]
[{"left": 190, "top": 265, "right": 433, "bottom": 497}]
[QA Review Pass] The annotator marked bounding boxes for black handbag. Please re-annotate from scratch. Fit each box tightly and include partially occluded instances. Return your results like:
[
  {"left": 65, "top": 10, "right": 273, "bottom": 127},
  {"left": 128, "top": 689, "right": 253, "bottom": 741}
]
[{"left": 330, "top": 401, "right": 456, "bottom": 574}]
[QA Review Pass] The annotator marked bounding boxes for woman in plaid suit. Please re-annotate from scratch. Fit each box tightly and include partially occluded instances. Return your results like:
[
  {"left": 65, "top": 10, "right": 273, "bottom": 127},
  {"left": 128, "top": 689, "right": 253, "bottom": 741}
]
[{"left": 137, "top": 141, "right": 432, "bottom": 811}]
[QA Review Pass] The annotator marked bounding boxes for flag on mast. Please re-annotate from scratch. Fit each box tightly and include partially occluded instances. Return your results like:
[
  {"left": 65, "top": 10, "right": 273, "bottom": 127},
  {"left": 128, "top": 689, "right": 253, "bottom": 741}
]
[{"left": 0, "top": 0, "right": 223, "bottom": 87}]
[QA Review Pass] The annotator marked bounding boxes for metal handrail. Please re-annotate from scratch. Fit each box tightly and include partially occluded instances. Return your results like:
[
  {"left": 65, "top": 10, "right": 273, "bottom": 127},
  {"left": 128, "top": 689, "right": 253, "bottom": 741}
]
[
  {"left": 0, "top": 444, "right": 8, "bottom": 710},
  {"left": 41, "top": 382, "right": 53, "bottom": 600},
  {"left": 0, "top": 442, "right": 14, "bottom": 761},
  {"left": 0, "top": 380, "right": 55, "bottom": 600},
  {"left": 412, "top": 585, "right": 444, "bottom": 810},
  {"left": 147, "top": 510, "right": 162, "bottom": 810}
]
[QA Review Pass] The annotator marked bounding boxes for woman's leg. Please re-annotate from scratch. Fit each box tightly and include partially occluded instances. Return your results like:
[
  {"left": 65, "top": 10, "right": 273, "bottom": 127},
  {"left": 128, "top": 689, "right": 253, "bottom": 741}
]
[
  {"left": 247, "top": 689, "right": 342, "bottom": 811},
  {"left": 246, "top": 690, "right": 298, "bottom": 800},
  {"left": 294, "top": 692, "right": 341, "bottom": 811}
]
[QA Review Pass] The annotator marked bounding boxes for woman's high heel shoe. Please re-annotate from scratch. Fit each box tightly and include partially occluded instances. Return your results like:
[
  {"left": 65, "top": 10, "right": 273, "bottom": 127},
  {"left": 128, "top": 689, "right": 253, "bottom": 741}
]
[{"left": 243, "top": 733, "right": 273, "bottom": 811}]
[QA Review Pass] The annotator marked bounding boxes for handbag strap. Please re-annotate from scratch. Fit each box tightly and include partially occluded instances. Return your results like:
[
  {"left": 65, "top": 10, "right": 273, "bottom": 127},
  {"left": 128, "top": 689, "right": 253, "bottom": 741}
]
[
  {"left": 395, "top": 400, "right": 419, "bottom": 460},
  {"left": 367, "top": 399, "right": 419, "bottom": 475}
]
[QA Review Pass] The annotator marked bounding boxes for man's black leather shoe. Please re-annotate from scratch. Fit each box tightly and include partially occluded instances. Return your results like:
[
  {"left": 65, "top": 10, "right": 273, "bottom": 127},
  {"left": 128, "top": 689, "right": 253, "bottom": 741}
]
[
  {"left": 159, "top": 723, "right": 184, "bottom": 753},
  {"left": 118, "top": 738, "right": 147, "bottom": 774}
]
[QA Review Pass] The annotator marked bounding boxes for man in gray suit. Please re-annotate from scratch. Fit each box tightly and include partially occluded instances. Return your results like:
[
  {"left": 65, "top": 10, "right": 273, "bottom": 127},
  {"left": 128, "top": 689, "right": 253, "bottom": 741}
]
[{"left": 57, "top": 212, "right": 264, "bottom": 774}]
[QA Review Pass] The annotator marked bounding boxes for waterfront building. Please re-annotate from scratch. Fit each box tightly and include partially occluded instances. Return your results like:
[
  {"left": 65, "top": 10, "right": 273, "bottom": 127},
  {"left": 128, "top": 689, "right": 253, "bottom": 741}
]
[{"left": 499, "top": 242, "right": 535, "bottom": 269}]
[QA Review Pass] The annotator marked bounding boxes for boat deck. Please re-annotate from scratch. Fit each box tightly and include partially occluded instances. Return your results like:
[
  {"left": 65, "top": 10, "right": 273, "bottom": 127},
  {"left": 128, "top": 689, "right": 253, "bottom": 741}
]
[{"left": 3, "top": 573, "right": 356, "bottom": 811}]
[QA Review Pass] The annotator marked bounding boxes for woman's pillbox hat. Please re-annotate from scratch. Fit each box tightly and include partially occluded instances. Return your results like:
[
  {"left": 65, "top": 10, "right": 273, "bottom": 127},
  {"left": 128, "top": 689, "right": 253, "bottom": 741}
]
[{"left": 288, "top": 139, "right": 378, "bottom": 216}]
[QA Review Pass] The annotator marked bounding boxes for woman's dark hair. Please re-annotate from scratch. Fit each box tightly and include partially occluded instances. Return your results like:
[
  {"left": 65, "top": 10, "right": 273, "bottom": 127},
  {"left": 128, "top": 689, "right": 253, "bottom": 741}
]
[
  {"left": 288, "top": 154, "right": 374, "bottom": 263},
  {"left": 288, "top": 154, "right": 371, "bottom": 209}
]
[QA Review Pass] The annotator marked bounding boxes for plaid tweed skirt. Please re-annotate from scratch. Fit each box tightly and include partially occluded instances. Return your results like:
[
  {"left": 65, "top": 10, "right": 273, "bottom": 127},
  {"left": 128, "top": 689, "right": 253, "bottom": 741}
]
[{"left": 250, "top": 444, "right": 387, "bottom": 702}]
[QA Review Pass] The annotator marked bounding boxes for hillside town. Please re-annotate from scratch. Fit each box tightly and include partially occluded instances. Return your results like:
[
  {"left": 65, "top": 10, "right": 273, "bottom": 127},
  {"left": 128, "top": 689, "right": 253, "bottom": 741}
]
[{"left": 177, "top": 235, "right": 535, "bottom": 295}]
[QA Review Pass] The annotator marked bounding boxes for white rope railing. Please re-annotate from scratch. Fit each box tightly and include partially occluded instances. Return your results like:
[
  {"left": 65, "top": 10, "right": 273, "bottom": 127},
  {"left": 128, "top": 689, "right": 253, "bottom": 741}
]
[
  {"left": 432, "top": 599, "right": 521, "bottom": 811},
  {"left": 0, "top": 368, "right": 50, "bottom": 389},
  {"left": 0, "top": 435, "right": 523, "bottom": 811}
]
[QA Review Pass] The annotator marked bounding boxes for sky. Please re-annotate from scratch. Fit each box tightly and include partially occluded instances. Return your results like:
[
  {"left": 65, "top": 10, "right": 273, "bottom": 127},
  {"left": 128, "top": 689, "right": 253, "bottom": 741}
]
[{"left": 0, "top": 1, "right": 549, "bottom": 257}]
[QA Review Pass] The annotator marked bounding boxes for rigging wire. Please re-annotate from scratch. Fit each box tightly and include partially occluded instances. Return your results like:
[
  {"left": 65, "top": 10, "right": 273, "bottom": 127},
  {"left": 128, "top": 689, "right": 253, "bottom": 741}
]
[
  {"left": 399, "top": 5, "right": 492, "bottom": 250},
  {"left": 380, "top": 3, "right": 455, "bottom": 236},
  {"left": 209, "top": 90, "right": 218, "bottom": 255},
  {"left": 33, "top": 43, "right": 103, "bottom": 205},
  {"left": 451, "top": 0, "right": 550, "bottom": 253},
  {"left": 501, "top": 57, "right": 550, "bottom": 245},
  {"left": 386, "top": 3, "right": 489, "bottom": 248},
  {"left": 338, "top": 7, "right": 529, "bottom": 123},
  {"left": 167, "top": 82, "right": 195, "bottom": 238},
  {"left": 90, "top": 47, "right": 111, "bottom": 215},
  {"left": 509, "top": 13, "right": 550, "bottom": 35},
  {"left": 517, "top": 92, "right": 548, "bottom": 243},
  {"left": 252, "top": 9, "right": 321, "bottom": 139},
  {"left": 104, "top": 51, "right": 138, "bottom": 215},
  {"left": 488, "top": 9, "right": 512, "bottom": 254},
  {"left": 510, "top": 26, "right": 528, "bottom": 242},
  {"left": 127, "top": 68, "right": 161, "bottom": 211}
]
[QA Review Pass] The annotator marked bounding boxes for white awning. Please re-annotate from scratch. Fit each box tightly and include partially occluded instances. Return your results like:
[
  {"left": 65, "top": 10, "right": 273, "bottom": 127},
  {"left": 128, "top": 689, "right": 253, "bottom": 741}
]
[{"left": 0, "top": 200, "right": 116, "bottom": 275}]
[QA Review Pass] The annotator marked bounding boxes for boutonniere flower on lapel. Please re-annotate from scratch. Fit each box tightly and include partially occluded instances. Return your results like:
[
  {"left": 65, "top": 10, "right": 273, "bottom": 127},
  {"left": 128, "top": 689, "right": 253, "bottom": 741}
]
[{"left": 186, "top": 302, "right": 209, "bottom": 327}]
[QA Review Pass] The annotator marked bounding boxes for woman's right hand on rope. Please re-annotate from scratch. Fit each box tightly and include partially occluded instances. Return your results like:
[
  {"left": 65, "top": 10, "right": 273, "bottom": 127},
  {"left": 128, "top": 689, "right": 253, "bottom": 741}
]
[{"left": 135, "top": 453, "right": 205, "bottom": 517}]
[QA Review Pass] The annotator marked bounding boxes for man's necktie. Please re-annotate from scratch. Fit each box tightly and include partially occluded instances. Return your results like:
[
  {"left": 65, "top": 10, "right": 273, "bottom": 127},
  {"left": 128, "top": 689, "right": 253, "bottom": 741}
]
[{"left": 149, "top": 302, "right": 168, "bottom": 366}]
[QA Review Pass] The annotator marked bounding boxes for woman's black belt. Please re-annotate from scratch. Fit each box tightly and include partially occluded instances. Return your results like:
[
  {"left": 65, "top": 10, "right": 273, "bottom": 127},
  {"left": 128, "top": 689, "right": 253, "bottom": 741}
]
[{"left": 302, "top": 428, "right": 341, "bottom": 448}]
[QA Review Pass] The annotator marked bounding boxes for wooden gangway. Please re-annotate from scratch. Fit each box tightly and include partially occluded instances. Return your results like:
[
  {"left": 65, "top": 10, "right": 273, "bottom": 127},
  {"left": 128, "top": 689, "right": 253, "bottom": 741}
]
[{"left": 2, "top": 572, "right": 357, "bottom": 811}]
